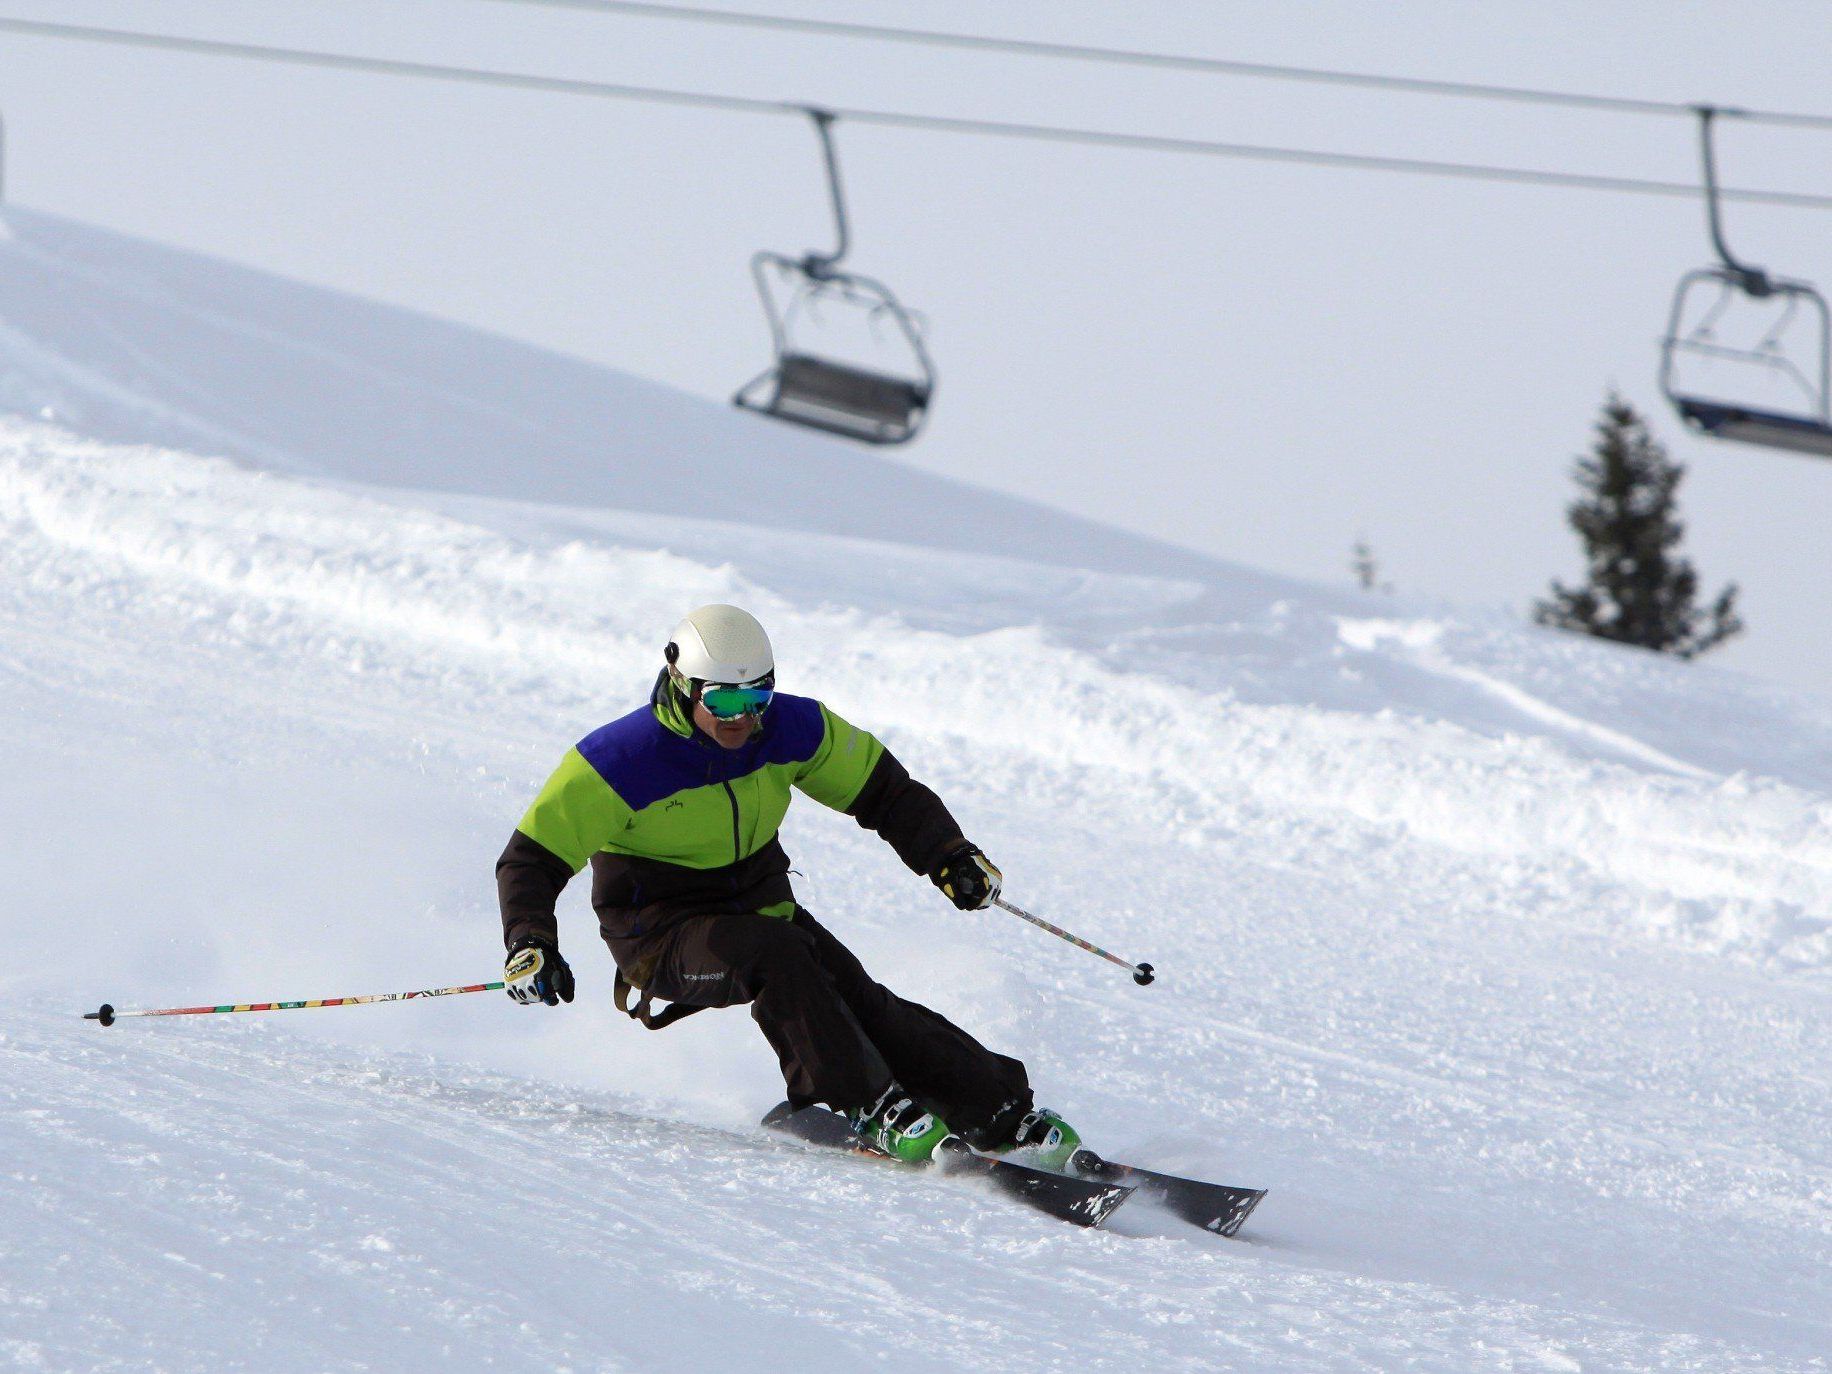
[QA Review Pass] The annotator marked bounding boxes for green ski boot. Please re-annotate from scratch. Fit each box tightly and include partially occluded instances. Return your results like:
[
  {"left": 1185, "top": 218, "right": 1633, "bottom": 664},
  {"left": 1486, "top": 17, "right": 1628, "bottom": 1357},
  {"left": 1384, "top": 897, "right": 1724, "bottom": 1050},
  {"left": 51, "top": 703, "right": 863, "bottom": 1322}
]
[
  {"left": 850, "top": 1085, "right": 953, "bottom": 1164},
  {"left": 1003, "top": 1107, "right": 1084, "bottom": 1173}
]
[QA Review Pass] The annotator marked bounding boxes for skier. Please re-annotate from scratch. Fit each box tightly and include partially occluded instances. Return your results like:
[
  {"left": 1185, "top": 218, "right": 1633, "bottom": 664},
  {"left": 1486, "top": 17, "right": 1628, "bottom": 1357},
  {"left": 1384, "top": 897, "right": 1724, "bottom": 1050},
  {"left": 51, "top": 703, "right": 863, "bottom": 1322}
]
[{"left": 496, "top": 603, "right": 1082, "bottom": 1166}]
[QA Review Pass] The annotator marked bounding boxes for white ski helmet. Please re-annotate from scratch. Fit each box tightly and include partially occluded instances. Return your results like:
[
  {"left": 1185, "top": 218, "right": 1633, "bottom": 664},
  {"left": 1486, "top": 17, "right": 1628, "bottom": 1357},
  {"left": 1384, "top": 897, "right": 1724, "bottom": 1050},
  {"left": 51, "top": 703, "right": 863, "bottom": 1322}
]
[{"left": 666, "top": 604, "right": 774, "bottom": 685}]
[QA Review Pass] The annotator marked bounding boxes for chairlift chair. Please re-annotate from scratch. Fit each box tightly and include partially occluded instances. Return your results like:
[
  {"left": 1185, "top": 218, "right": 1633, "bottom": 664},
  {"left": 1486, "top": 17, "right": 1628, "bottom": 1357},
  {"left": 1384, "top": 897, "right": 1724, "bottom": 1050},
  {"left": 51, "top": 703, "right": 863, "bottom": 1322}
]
[
  {"left": 1659, "top": 106, "right": 1832, "bottom": 458},
  {"left": 733, "top": 109, "right": 936, "bottom": 446}
]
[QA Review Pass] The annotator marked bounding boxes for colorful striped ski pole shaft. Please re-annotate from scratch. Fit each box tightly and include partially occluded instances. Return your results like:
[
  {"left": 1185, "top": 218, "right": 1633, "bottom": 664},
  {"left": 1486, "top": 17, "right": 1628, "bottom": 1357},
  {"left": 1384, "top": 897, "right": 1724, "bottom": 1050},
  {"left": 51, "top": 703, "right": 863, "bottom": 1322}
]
[
  {"left": 991, "top": 896, "right": 1155, "bottom": 985},
  {"left": 83, "top": 980, "right": 505, "bottom": 1027}
]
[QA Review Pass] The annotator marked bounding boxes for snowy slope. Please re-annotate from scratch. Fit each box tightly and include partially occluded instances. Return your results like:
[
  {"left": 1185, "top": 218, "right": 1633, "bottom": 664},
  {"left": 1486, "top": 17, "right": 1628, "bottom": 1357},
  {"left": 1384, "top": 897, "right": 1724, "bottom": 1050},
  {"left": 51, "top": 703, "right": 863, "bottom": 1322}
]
[
  {"left": 0, "top": 205, "right": 1239, "bottom": 581},
  {"left": 2, "top": 212, "right": 1830, "bottom": 1373}
]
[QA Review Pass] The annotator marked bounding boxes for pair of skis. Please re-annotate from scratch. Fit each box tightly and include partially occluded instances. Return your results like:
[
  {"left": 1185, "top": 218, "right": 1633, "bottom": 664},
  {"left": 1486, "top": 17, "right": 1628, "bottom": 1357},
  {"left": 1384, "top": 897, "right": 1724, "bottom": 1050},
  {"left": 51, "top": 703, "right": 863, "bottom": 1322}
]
[{"left": 762, "top": 1103, "right": 1264, "bottom": 1236}]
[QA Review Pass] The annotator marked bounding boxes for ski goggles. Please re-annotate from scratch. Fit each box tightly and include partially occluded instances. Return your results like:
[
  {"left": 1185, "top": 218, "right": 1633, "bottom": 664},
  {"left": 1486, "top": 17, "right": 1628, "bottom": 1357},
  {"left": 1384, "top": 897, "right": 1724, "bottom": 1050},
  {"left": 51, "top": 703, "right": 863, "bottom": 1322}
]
[{"left": 698, "top": 676, "right": 775, "bottom": 720}]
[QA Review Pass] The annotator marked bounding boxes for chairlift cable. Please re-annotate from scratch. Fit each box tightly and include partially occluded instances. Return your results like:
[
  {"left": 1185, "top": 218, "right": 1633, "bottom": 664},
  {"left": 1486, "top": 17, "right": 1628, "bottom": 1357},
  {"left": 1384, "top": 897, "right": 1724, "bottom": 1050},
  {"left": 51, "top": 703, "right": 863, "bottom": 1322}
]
[
  {"left": 0, "top": 16, "right": 792, "bottom": 117},
  {"left": 833, "top": 107, "right": 1832, "bottom": 211},
  {"left": 2, "top": 17, "right": 1831, "bottom": 211},
  {"left": 480, "top": 0, "right": 1832, "bottom": 132}
]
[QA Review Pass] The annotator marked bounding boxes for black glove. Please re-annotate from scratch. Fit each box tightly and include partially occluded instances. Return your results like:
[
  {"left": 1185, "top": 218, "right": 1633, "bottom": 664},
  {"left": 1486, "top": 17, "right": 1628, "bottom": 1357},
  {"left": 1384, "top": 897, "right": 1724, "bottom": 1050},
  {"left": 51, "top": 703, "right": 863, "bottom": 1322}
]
[
  {"left": 930, "top": 844, "right": 1002, "bottom": 911},
  {"left": 504, "top": 936, "right": 575, "bottom": 1006}
]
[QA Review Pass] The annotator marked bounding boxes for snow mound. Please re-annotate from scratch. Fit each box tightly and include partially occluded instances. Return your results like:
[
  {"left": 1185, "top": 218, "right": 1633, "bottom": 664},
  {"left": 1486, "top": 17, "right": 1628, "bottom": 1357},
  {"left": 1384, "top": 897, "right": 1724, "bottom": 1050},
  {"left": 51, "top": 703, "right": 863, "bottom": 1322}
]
[{"left": 5, "top": 421, "right": 1829, "bottom": 977}]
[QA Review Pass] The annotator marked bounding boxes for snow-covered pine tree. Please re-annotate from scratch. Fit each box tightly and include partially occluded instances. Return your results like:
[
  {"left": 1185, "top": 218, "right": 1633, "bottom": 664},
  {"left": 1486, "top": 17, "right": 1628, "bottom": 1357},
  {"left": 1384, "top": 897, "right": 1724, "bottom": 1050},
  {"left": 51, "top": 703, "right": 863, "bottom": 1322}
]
[{"left": 1535, "top": 392, "right": 1742, "bottom": 659}]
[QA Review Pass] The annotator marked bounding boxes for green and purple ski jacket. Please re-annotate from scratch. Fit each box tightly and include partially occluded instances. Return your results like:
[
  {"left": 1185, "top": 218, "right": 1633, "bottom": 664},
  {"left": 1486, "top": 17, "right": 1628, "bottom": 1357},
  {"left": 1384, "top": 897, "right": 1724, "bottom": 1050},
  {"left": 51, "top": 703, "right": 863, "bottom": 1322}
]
[{"left": 497, "top": 673, "right": 965, "bottom": 971}]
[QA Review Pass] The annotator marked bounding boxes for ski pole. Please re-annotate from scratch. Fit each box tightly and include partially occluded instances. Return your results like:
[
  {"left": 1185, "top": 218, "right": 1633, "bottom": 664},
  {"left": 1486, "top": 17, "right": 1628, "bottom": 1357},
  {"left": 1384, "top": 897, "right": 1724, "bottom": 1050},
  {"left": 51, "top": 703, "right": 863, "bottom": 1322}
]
[
  {"left": 991, "top": 896, "right": 1155, "bottom": 986},
  {"left": 83, "top": 980, "right": 505, "bottom": 1027}
]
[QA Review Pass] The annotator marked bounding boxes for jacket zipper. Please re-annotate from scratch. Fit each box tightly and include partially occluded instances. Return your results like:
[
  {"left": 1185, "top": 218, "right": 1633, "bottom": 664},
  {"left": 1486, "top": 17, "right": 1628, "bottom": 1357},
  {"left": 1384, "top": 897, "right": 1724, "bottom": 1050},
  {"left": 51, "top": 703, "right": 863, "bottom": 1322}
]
[{"left": 722, "top": 780, "right": 742, "bottom": 866}]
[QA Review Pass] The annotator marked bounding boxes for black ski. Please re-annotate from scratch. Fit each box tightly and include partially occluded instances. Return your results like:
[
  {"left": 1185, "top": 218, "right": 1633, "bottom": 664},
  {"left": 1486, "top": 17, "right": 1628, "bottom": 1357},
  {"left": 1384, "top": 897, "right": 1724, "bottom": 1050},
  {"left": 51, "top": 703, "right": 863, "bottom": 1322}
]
[
  {"left": 761, "top": 1103, "right": 1133, "bottom": 1230},
  {"left": 1069, "top": 1150, "right": 1265, "bottom": 1237}
]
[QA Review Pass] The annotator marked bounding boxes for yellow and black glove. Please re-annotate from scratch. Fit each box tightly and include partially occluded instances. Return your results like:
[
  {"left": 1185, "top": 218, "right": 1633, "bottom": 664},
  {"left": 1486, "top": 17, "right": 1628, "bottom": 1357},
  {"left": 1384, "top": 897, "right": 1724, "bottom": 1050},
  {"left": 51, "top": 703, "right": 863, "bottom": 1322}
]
[
  {"left": 505, "top": 937, "right": 575, "bottom": 1006},
  {"left": 930, "top": 844, "right": 1002, "bottom": 911}
]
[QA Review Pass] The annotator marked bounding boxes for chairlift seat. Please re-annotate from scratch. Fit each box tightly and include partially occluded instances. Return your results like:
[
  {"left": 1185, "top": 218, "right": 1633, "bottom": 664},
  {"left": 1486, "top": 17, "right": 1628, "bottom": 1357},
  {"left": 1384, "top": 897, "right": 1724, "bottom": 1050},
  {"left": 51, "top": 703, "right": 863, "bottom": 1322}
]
[
  {"left": 751, "top": 353, "right": 930, "bottom": 445},
  {"left": 1674, "top": 396, "right": 1832, "bottom": 458}
]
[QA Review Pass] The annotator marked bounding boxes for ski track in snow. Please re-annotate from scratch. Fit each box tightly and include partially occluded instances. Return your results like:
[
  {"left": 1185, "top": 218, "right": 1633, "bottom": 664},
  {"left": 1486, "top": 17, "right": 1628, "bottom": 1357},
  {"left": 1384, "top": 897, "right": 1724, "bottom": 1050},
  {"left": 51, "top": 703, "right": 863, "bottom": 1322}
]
[
  {"left": 2, "top": 1010, "right": 1822, "bottom": 1374},
  {"left": 1, "top": 200, "right": 1829, "bottom": 1371}
]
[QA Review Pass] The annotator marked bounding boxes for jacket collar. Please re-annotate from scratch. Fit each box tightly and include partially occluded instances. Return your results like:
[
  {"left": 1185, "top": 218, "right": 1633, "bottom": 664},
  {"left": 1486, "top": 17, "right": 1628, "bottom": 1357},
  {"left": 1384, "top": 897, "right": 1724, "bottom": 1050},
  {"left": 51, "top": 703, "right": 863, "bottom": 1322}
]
[{"left": 650, "top": 668, "right": 695, "bottom": 739}]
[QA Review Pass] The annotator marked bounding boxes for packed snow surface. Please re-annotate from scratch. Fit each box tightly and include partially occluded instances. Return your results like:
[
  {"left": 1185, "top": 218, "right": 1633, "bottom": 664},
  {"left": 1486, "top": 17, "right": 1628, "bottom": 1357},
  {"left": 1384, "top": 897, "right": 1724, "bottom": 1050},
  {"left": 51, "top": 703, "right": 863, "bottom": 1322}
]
[{"left": 2, "top": 210, "right": 1829, "bottom": 1372}]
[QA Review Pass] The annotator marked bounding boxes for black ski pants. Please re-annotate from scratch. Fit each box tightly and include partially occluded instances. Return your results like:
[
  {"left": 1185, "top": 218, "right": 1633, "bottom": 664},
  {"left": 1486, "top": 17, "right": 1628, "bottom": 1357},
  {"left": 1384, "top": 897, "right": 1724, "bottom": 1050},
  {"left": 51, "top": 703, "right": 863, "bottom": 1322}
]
[{"left": 633, "top": 908, "right": 1031, "bottom": 1147}]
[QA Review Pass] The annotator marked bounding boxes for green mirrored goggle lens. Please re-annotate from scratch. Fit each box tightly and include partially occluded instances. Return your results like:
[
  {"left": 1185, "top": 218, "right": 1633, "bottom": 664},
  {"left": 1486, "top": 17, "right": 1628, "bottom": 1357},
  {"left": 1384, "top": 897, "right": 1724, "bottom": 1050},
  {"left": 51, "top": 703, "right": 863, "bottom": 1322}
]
[{"left": 700, "top": 684, "right": 774, "bottom": 719}]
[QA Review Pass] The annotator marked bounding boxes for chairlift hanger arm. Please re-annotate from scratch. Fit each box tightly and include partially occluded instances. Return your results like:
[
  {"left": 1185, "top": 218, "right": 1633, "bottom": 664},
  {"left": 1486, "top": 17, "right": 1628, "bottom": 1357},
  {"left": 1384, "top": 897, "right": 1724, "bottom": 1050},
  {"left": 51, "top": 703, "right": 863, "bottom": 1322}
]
[
  {"left": 799, "top": 106, "right": 850, "bottom": 277},
  {"left": 1694, "top": 105, "right": 1770, "bottom": 294}
]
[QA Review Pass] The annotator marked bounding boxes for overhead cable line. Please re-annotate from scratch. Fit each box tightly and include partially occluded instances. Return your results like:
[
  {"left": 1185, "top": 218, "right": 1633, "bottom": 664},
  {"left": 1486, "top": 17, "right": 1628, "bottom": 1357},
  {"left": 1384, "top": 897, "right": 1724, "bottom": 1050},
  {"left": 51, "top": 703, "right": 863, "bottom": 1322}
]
[
  {"left": 0, "top": 16, "right": 787, "bottom": 116},
  {"left": 831, "top": 108, "right": 1832, "bottom": 210},
  {"left": 480, "top": 0, "right": 1832, "bottom": 132},
  {"left": 3, "top": 16, "right": 1831, "bottom": 211}
]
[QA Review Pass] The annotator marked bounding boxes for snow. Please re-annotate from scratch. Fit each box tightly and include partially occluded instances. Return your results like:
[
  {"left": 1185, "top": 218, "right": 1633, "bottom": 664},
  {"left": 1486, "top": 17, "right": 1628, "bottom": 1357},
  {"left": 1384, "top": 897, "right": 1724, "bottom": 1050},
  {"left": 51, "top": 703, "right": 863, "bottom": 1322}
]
[{"left": 2, "top": 209, "right": 1828, "bottom": 1372}]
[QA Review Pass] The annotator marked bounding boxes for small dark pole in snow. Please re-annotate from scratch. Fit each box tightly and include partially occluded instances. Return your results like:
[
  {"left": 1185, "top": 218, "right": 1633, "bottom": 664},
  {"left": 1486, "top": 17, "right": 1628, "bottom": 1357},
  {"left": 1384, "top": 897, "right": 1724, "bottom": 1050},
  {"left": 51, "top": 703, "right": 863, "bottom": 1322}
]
[{"left": 1351, "top": 538, "right": 1392, "bottom": 593}]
